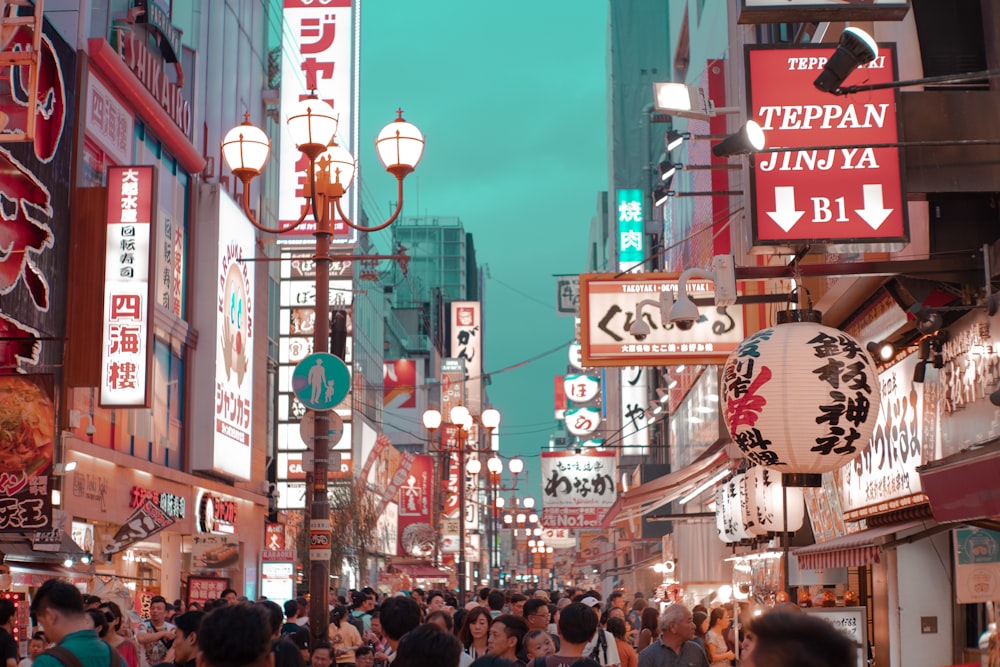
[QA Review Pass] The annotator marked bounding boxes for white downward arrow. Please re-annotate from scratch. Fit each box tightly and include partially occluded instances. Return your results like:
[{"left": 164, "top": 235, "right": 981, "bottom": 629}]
[
  {"left": 855, "top": 184, "right": 893, "bottom": 230},
  {"left": 767, "top": 186, "right": 805, "bottom": 232}
]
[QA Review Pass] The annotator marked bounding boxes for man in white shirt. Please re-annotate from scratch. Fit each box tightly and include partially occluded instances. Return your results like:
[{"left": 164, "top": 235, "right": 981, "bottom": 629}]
[{"left": 580, "top": 596, "right": 621, "bottom": 667}]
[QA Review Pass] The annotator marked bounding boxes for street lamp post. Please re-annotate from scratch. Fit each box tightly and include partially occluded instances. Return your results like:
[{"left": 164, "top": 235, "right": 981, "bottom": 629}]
[
  {"left": 484, "top": 455, "right": 523, "bottom": 586},
  {"left": 223, "top": 98, "right": 423, "bottom": 643},
  {"left": 422, "top": 405, "right": 500, "bottom": 604}
]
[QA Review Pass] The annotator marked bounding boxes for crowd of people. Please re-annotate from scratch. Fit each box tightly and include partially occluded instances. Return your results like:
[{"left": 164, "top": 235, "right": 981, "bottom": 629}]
[{"left": 3, "top": 581, "right": 859, "bottom": 667}]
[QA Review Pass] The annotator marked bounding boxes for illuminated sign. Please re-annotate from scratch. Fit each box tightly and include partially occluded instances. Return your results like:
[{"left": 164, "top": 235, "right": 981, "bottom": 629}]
[
  {"left": 450, "top": 302, "right": 481, "bottom": 415},
  {"left": 130, "top": 486, "right": 186, "bottom": 519},
  {"left": 579, "top": 272, "right": 762, "bottom": 367},
  {"left": 279, "top": 0, "right": 357, "bottom": 243},
  {"left": 197, "top": 491, "right": 238, "bottom": 535},
  {"left": 617, "top": 189, "right": 644, "bottom": 270},
  {"left": 100, "top": 166, "right": 155, "bottom": 407},
  {"left": 112, "top": 23, "right": 190, "bottom": 136},
  {"left": 747, "top": 45, "right": 907, "bottom": 247}
]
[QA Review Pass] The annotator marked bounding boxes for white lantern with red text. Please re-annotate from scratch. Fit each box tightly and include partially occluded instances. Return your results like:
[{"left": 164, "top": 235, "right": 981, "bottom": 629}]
[
  {"left": 564, "top": 374, "right": 600, "bottom": 404},
  {"left": 564, "top": 407, "right": 601, "bottom": 436},
  {"left": 721, "top": 323, "right": 880, "bottom": 475}
]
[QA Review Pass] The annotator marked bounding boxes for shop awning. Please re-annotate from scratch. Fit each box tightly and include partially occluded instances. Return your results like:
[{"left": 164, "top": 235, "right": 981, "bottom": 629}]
[
  {"left": 389, "top": 563, "right": 451, "bottom": 579},
  {"left": 0, "top": 534, "right": 90, "bottom": 564},
  {"left": 615, "top": 444, "right": 730, "bottom": 523},
  {"left": 919, "top": 441, "right": 1000, "bottom": 523},
  {"left": 793, "top": 519, "right": 941, "bottom": 570}
]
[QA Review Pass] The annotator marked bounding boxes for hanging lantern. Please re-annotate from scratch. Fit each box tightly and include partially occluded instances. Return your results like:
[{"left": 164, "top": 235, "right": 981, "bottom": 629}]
[
  {"left": 716, "top": 475, "right": 751, "bottom": 544},
  {"left": 721, "top": 322, "right": 880, "bottom": 477},
  {"left": 564, "top": 374, "right": 600, "bottom": 404},
  {"left": 747, "top": 465, "right": 805, "bottom": 533},
  {"left": 740, "top": 471, "right": 768, "bottom": 538},
  {"left": 564, "top": 407, "right": 601, "bottom": 436}
]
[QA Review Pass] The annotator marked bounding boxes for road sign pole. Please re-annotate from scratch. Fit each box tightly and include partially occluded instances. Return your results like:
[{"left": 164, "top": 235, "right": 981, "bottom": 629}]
[{"left": 308, "top": 215, "right": 331, "bottom": 646}]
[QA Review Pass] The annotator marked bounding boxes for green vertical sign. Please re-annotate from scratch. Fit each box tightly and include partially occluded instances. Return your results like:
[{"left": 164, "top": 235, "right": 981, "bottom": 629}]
[{"left": 617, "top": 189, "right": 644, "bottom": 268}]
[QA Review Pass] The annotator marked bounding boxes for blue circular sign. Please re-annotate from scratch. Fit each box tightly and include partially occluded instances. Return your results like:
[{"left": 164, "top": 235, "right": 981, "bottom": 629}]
[{"left": 292, "top": 353, "right": 350, "bottom": 411}]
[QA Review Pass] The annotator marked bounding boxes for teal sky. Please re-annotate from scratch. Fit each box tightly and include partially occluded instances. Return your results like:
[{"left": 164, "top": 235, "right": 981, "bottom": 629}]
[{"left": 358, "top": 2, "right": 609, "bottom": 500}]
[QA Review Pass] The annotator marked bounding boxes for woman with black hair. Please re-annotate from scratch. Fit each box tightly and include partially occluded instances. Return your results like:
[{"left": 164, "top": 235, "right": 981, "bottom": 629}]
[{"left": 330, "top": 605, "right": 363, "bottom": 667}]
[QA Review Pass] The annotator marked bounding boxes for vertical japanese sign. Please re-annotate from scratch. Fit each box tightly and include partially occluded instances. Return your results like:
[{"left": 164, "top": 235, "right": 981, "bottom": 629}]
[
  {"left": 397, "top": 454, "right": 433, "bottom": 558},
  {"left": 0, "top": 376, "right": 54, "bottom": 532},
  {"left": 747, "top": 45, "right": 907, "bottom": 246},
  {"left": 280, "top": 0, "right": 357, "bottom": 244},
  {"left": 450, "top": 302, "right": 481, "bottom": 416},
  {"left": 540, "top": 451, "right": 618, "bottom": 529},
  {"left": 620, "top": 367, "right": 649, "bottom": 456},
  {"left": 101, "top": 166, "right": 155, "bottom": 407},
  {"left": 617, "top": 189, "right": 644, "bottom": 271},
  {"left": 85, "top": 74, "right": 133, "bottom": 165},
  {"left": 209, "top": 194, "right": 255, "bottom": 480}
]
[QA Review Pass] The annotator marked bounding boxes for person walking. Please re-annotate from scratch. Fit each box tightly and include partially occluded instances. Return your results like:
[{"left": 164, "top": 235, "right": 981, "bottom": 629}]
[
  {"left": 330, "top": 605, "right": 363, "bottom": 667},
  {"left": 138, "top": 596, "right": 176, "bottom": 667},
  {"left": 705, "top": 609, "right": 734, "bottom": 667},
  {"left": 605, "top": 619, "right": 636, "bottom": 667},
  {"left": 635, "top": 608, "right": 659, "bottom": 652},
  {"left": 458, "top": 608, "right": 491, "bottom": 661},
  {"left": 739, "top": 611, "right": 854, "bottom": 667},
  {"left": 30, "top": 580, "right": 122, "bottom": 667},
  {"left": 636, "top": 604, "right": 707, "bottom": 667},
  {"left": 97, "top": 603, "right": 141, "bottom": 667}
]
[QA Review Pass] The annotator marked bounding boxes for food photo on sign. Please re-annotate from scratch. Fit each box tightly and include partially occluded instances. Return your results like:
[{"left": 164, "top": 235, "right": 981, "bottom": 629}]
[{"left": 0, "top": 376, "right": 56, "bottom": 532}]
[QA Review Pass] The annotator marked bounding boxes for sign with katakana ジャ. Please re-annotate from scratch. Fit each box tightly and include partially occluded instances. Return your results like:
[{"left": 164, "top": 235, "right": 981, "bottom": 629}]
[{"left": 541, "top": 452, "right": 617, "bottom": 529}]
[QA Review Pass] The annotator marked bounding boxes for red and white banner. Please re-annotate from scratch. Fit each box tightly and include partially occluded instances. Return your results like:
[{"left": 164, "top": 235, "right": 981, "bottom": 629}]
[{"left": 397, "top": 454, "right": 434, "bottom": 558}]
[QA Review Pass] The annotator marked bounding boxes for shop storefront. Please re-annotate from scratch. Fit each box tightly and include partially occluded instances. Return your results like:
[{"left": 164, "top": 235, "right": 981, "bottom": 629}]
[{"left": 59, "top": 438, "right": 265, "bottom": 606}]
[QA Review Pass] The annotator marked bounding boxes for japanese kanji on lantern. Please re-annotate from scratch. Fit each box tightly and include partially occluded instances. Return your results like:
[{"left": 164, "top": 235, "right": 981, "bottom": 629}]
[{"left": 721, "top": 322, "right": 881, "bottom": 477}]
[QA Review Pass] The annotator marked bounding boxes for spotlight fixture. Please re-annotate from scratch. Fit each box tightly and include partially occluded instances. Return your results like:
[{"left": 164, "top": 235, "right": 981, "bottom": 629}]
[
  {"left": 658, "top": 159, "right": 678, "bottom": 183},
  {"left": 652, "top": 185, "right": 671, "bottom": 207},
  {"left": 664, "top": 130, "right": 688, "bottom": 151},
  {"left": 908, "top": 303, "right": 943, "bottom": 335},
  {"left": 711, "top": 120, "right": 766, "bottom": 157},
  {"left": 813, "top": 27, "right": 879, "bottom": 94},
  {"left": 63, "top": 557, "right": 74, "bottom": 568},
  {"left": 52, "top": 461, "right": 78, "bottom": 475},
  {"left": 866, "top": 340, "right": 896, "bottom": 363}
]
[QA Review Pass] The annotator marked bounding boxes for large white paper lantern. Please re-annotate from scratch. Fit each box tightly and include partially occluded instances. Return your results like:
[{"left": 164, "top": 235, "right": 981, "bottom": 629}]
[
  {"left": 721, "top": 323, "right": 880, "bottom": 475},
  {"left": 716, "top": 475, "right": 752, "bottom": 543}
]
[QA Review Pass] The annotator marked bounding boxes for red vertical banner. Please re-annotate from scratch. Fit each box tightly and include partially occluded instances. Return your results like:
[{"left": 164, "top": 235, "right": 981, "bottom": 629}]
[
  {"left": 554, "top": 375, "right": 567, "bottom": 415},
  {"left": 397, "top": 454, "right": 434, "bottom": 557}
]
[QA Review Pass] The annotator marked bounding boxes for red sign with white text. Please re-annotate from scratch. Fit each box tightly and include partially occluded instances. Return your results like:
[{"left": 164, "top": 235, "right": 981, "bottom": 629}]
[{"left": 747, "top": 45, "right": 907, "bottom": 246}]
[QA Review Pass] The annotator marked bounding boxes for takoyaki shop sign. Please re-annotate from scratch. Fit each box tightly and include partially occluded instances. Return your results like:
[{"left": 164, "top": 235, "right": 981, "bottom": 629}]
[{"left": 196, "top": 491, "right": 237, "bottom": 534}]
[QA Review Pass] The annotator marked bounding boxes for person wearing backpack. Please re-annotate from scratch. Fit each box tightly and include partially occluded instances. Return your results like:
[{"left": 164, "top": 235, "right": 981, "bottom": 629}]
[
  {"left": 579, "top": 597, "right": 619, "bottom": 667},
  {"left": 30, "top": 579, "right": 123, "bottom": 667}
]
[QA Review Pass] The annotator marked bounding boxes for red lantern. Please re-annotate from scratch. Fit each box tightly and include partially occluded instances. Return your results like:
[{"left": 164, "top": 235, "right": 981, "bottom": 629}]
[{"left": 721, "top": 323, "right": 880, "bottom": 476}]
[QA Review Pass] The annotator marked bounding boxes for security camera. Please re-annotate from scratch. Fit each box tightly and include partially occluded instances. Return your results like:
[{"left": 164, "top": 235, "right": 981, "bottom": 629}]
[
  {"left": 85, "top": 422, "right": 96, "bottom": 437},
  {"left": 668, "top": 295, "right": 700, "bottom": 330},
  {"left": 629, "top": 318, "right": 650, "bottom": 341}
]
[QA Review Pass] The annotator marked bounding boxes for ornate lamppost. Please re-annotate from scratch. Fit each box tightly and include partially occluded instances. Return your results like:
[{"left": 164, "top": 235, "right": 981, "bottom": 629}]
[
  {"left": 481, "top": 455, "right": 523, "bottom": 586},
  {"left": 222, "top": 97, "right": 423, "bottom": 641},
  {"left": 422, "top": 406, "right": 500, "bottom": 604}
]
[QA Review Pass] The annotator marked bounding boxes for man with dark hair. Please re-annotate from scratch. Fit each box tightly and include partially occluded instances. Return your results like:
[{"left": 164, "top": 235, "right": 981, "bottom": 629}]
[
  {"left": 557, "top": 603, "right": 598, "bottom": 648},
  {"left": 507, "top": 595, "right": 527, "bottom": 619},
  {"left": 425, "top": 591, "right": 447, "bottom": 614},
  {"left": 486, "top": 615, "right": 527, "bottom": 665},
  {"left": 378, "top": 597, "right": 422, "bottom": 662},
  {"left": 740, "top": 611, "right": 854, "bottom": 667},
  {"left": 281, "top": 601, "right": 301, "bottom": 636},
  {"left": 196, "top": 603, "right": 273, "bottom": 667},
  {"left": 310, "top": 643, "right": 333, "bottom": 667},
  {"left": 138, "top": 596, "right": 176, "bottom": 666},
  {"left": 521, "top": 599, "right": 558, "bottom": 656},
  {"left": 579, "top": 596, "right": 619, "bottom": 667},
  {"left": 31, "top": 579, "right": 118, "bottom": 667},
  {"left": 219, "top": 589, "right": 239, "bottom": 606},
  {"left": 171, "top": 611, "right": 204, "bottom": 667},
  {"left": 393, "top": 624, "right": 460, "bottom": 667},
  {"left": 486, "top": 591, "right": 505, "bottom": 619},
  {"left": 606, "top": 593, "right": 624, "bottom": 612},
  {"left": 256, "top": 601, "right": 284, "bottom": 639},
  {"left": 0, "top": 600, "right": 18, "bottom": 667}
]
